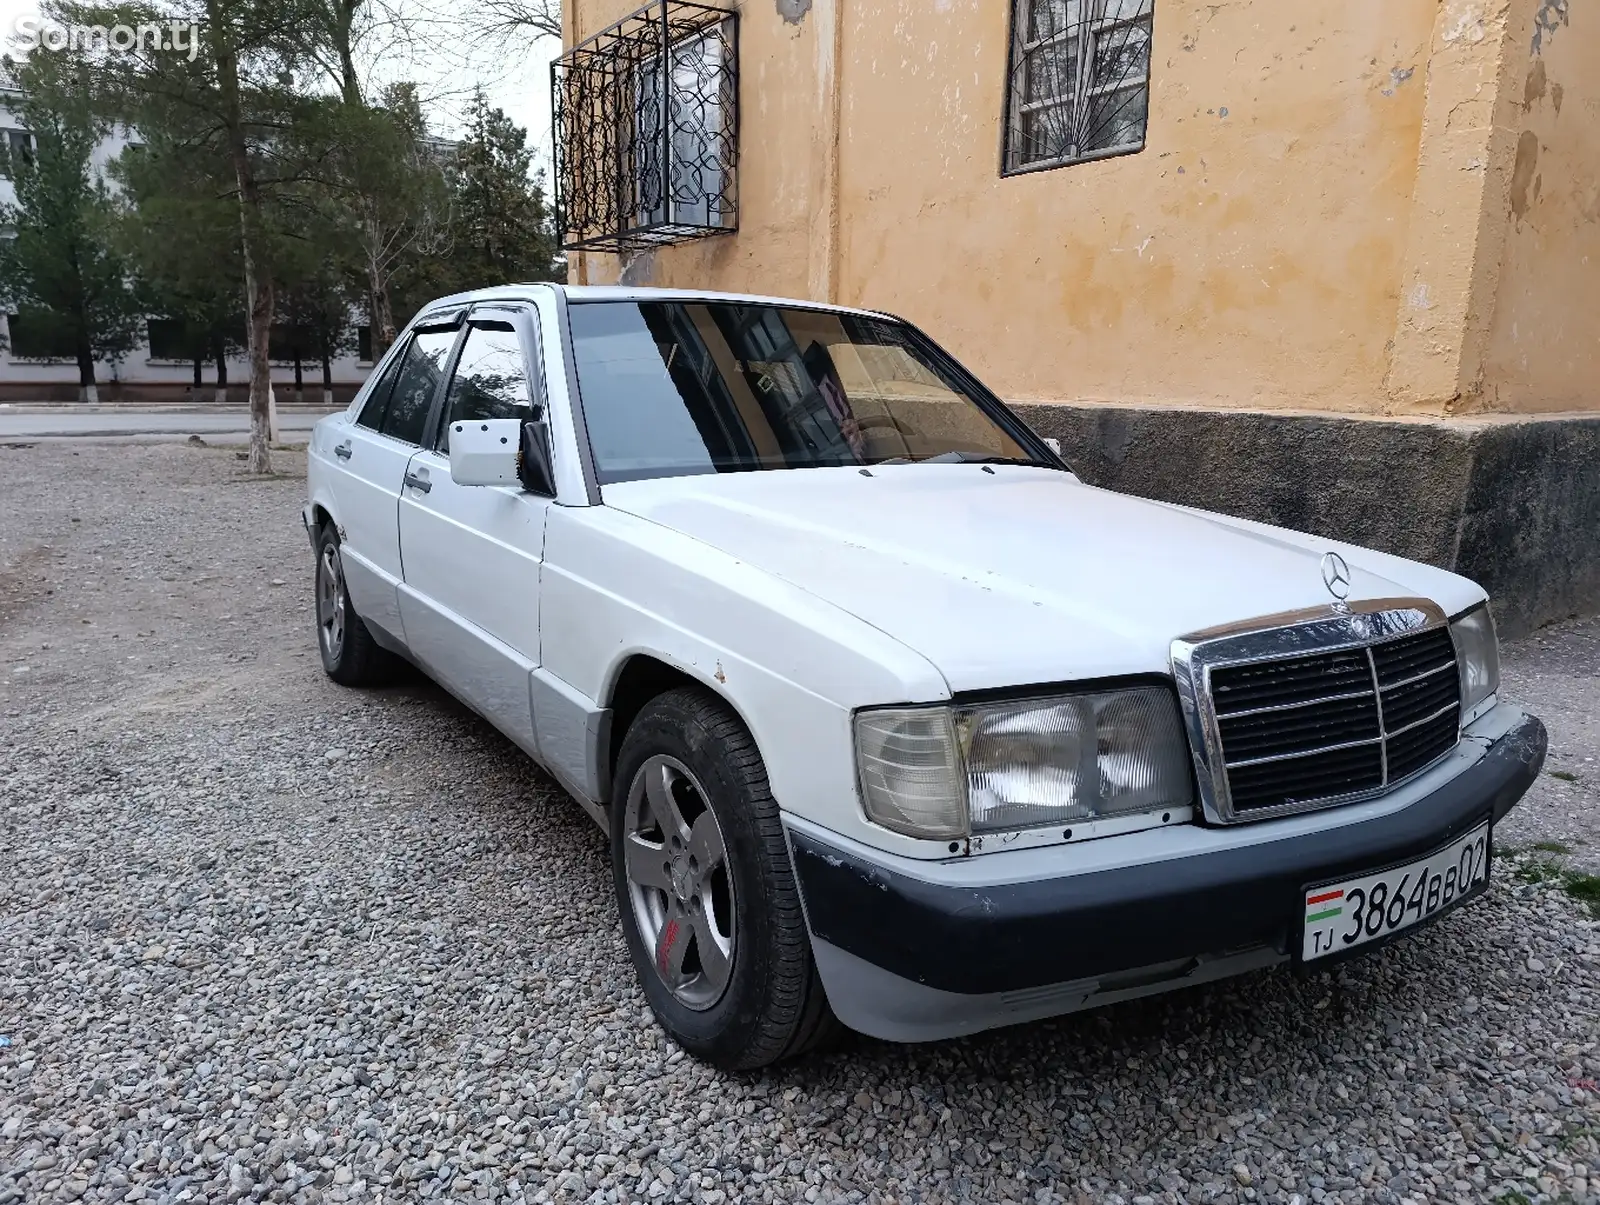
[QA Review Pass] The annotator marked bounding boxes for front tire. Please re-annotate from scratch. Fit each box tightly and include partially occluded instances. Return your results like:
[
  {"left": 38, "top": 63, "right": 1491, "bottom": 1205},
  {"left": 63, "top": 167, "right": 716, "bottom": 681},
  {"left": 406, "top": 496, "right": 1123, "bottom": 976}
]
[
  {"left": 612, "top": 688, "right": 840, "bottom": 1070},
  {"left": 314, "top": 524, "right": 395, "bottom": 687}
]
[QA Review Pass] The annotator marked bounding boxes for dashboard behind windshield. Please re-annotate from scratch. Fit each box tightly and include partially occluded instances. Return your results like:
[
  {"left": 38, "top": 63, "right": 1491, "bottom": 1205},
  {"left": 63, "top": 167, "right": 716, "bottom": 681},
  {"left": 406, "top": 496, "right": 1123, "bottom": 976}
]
[{"left": 567, "top": 300, "right": 1041, "bottom": 484}]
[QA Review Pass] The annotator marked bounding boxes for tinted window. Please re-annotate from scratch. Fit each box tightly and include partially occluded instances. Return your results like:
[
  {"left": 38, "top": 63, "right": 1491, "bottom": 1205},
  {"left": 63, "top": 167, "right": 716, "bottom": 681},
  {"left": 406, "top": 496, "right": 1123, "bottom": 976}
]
[
  {"left": 356, "top": 347, "right": 405, "bottom": 430},
  {"left": 567, "top": 302, "right": 1037, "bottom": 484},
  {"left": 380, "top": 329, "right": 457, "bottom": 445},
  {"left": 440, "top": 323, "right": 533, "bottom": 454}
]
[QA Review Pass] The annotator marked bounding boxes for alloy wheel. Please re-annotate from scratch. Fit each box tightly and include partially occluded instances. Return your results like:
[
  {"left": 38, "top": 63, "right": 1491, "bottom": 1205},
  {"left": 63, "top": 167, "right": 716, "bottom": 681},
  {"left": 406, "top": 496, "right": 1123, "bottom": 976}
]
[
  {"left": 317, "top": 543, "right": 346, "bottom": 662},
  {"left": 623, "top": 754, "right": 736, "bottom": 1010}
]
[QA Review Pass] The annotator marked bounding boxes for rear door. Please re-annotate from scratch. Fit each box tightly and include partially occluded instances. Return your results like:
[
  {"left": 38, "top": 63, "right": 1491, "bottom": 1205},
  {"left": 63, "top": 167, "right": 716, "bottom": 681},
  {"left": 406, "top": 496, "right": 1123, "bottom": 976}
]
[
  {"left": 327, "top": 323, "right": 462, "bottom": 643},
  {"left": 397, "top": 306, "right": 553, "bottom": 753}
]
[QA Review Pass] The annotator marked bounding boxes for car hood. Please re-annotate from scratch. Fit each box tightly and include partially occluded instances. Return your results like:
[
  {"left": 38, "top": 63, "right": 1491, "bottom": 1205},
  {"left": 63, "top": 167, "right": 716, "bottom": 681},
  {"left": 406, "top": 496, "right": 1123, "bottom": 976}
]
[{"left": 600, "top": 466, "right": 1483, "bottom": 693}]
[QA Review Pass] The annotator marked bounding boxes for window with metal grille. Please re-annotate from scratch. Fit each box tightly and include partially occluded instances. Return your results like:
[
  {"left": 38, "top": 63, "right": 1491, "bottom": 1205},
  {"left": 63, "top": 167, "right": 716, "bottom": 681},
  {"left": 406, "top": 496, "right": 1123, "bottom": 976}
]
[
  {"left": 1003, "top": 0, "right": 1153, "bottom": 175},
  {"left": 553, "top": 0, "right": 738, "bottom": 254}
]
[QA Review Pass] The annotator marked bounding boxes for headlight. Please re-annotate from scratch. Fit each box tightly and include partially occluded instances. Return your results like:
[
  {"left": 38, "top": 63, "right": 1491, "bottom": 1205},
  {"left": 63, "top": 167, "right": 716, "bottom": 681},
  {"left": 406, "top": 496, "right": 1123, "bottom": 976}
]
[
  {"left": 1450, "top": 603, "right": 1500, "bottom": 722},
  {"left": 854, "top": 687, "right": 1193, "bottom": 840}
]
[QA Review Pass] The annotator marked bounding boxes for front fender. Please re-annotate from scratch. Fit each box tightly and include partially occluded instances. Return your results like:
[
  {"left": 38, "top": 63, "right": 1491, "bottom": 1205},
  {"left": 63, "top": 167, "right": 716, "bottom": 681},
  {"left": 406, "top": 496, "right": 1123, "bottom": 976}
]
[{"left": 539, "top": 505, "right": 957, "bottom": 860}]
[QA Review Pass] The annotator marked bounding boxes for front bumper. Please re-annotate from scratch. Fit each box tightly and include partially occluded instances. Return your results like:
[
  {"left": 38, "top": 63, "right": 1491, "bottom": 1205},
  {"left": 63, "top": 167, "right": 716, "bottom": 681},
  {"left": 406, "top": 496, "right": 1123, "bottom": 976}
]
[{"left": 791, "top": 706, "right": 1547, "bottom": 1042}]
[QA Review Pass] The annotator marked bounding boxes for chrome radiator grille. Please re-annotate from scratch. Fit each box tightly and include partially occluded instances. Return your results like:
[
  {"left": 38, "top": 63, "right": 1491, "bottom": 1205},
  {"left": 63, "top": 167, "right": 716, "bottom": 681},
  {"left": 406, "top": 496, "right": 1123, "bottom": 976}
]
[{"left": 1204, "top": 624, "right": 1462, "bottom": 819}]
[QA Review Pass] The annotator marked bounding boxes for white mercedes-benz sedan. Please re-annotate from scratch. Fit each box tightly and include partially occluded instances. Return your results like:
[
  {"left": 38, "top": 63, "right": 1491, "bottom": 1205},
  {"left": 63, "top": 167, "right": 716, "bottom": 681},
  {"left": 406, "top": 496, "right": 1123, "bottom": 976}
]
[{"left": 304, "top": 284, "right": 1546, "bottom": 1070}]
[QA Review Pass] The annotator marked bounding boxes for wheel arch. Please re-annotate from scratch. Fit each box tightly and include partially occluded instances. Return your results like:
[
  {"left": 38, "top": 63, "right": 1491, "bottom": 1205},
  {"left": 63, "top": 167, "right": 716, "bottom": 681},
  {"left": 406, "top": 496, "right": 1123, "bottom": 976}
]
[{"left": 602, "top": 652, "right": 763, "bottom": 799}]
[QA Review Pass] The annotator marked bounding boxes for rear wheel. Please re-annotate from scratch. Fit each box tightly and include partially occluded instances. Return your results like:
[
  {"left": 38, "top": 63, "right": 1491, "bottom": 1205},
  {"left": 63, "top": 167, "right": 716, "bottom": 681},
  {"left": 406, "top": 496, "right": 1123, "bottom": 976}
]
[
  {"left": 314, "top": 524, "right": 396, "bottom": 687},
  {"left": 612, "top": 687, "right": 840, "bottom": 1069}
]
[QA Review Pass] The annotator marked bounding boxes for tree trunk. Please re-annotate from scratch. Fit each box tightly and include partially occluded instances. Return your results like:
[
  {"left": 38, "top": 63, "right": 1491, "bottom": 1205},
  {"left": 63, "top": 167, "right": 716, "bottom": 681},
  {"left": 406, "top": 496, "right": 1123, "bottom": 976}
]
[
  {"left": 321, "top": 338, "right": 334, "bottom": 406},
  {"left": 333, "top": 0, "right": 363, "bottom": 105},
  {"left": 293, "top": 351, "right": 304, "bottom": 402},
  {"left": 209, "top": 5, "right": 275, "bottom": 474},
  {"left": 192, "top": 355, "right": 203, "bottom": 389},
  {"left": 75, "top": 339, "right": 97, "bottom": 405},
  {"left": 213, "top": 335, "right": 229, "bottom": 405},
  {"left": 240, "top": 230, "right": 274, "bottom": 472},
  {"left": 367, "top": 271, "right": 396, "bottom": 362}
]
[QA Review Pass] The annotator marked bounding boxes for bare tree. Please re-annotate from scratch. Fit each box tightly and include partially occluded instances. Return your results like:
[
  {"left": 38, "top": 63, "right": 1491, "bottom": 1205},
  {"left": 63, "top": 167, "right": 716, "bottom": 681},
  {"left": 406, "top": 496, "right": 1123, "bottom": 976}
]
[
  {"left": 317, "top": 83, "right": 451, "bottom": 357},
  {"left": 485, "top": 0, "right": 561, "bottom": 40},
  {"left": 295, "top": 0, "right": 424, "bottom": 105}
]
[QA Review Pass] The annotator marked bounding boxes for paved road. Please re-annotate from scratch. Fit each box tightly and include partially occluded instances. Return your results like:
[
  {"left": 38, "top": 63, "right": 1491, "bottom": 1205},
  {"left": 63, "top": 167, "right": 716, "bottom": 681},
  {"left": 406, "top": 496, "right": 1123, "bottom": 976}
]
[{"left": 0, "top": 406, "right": 336, "bottom": 443}]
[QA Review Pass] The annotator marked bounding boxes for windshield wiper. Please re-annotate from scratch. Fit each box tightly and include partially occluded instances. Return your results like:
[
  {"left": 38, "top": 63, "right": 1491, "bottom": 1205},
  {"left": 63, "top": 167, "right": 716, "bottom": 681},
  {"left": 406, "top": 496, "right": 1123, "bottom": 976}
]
[
  {"left": 918, "top": 451, "right": 1038, "bottom": 465},
  {"left": 871, "top": 452, "right": 1039, "bottom": 467}
]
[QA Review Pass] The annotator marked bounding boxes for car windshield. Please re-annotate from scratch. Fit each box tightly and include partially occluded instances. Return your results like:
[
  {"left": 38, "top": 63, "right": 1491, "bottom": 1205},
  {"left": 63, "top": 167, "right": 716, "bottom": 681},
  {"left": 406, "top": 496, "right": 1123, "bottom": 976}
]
[{"left": 567, "top": 300, "right": 1041, "bottom": 484}]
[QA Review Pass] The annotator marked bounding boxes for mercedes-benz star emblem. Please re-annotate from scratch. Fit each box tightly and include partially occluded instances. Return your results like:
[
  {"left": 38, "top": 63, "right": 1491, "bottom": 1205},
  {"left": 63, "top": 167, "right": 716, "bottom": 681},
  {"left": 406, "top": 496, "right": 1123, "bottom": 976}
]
[{"left": 1320, "top": 551, "right": 1353, "bottom": 606}]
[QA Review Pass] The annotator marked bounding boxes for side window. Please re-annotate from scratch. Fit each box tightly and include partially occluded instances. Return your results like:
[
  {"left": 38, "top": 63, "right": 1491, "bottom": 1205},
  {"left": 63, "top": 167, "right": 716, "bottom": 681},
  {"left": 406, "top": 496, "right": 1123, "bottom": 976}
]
[
  {"left": 381, "top": 329, "right": 458, "bottom": 445},
  {"left": 355, "top": 344, "right": 406, "bottom": 430},
  {"left": 439, "top": 322, "right": 534, "bottom": 454}
]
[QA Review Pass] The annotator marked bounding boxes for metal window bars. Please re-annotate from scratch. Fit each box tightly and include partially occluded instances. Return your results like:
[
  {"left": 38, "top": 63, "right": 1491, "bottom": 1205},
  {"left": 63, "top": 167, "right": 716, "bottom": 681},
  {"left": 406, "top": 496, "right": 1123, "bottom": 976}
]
[
  {"left": 553, "top": 0, "right": 739, "bottom": 253},
  {"left": 1003, "top": 0, "right": 1153, "bottom": 175}
]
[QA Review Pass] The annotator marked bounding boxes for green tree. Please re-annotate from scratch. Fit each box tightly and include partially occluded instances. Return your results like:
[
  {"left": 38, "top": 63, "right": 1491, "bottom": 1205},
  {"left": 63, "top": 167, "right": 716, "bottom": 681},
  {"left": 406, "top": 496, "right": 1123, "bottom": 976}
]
[
  {"left": 314, "top": 81, "right": 450, "bottom": 359},
  {"left": 440, "top": 90, "right": 559, "bottom": 293},
  {"left": 59, "top": 0, "right": 322, "bottom": 470},
  {"left": 112, "top": 128, "right": 246, "bottom": 401},
  {"left": 273, "top": 205, "right": 357, "bottom": 404},
  {"left": 0, "top": 52, "right": 143, "bottom": 402}
]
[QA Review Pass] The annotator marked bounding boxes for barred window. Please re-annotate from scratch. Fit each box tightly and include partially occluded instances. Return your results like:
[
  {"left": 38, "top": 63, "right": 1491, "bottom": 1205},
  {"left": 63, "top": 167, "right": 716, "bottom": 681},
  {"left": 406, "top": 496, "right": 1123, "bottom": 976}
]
[
  {"left": 553, "top": 1, "right": 738, "bottom": 253},
  {"left": 1003, "top": 0, "right": 1153, "bottom": 175}
]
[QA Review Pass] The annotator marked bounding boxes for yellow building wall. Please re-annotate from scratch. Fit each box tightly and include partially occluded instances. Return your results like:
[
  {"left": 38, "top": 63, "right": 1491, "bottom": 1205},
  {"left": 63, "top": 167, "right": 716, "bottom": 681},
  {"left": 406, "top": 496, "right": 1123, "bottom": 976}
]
[
  {"left": 1480, "top": 3, "right": 1600, "bottom": 413},
  {"left": 566, "top": 0, "right": 1596, "bottom": 416},
  {"left": 829, "top": 0, "right": 1435, "bottom": 412}
]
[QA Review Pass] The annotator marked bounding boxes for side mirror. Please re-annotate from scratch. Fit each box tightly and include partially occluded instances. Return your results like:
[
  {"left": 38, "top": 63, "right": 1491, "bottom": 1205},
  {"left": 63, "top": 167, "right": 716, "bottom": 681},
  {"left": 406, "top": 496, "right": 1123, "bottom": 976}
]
[
  {"left": 517, "top": 416, "right": 557, "bottom": 496},
  {"left": 449, "top": 417, "right": 525, "bottom": 487}
]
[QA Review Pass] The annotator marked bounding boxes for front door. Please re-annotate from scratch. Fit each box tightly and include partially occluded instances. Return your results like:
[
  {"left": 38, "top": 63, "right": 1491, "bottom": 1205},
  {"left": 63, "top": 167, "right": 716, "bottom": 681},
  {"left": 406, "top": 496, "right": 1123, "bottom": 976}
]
[
  {"left": 327, "top": 326, "right": 460, "bottom": 641},
  {"left": 397, "top": 309, "right": 552, "bottom": 754}
]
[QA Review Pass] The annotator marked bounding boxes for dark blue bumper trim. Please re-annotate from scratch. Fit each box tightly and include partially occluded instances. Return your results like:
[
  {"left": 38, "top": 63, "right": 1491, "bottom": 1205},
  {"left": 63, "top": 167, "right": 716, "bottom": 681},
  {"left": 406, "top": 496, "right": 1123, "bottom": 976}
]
[{"left": 792, "top": 714, "right": 1546, "bottom": 996}]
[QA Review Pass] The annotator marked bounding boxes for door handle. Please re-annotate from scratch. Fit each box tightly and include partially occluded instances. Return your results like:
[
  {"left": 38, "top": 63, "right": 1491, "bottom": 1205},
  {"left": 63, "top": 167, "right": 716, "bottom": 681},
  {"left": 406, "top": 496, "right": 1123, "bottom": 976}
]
[
  {"left": 333, "top": 441, "right": 352, "bottom": 460},
  {"left": 403, "top": 471, "right": 432, "bottom": 494}
]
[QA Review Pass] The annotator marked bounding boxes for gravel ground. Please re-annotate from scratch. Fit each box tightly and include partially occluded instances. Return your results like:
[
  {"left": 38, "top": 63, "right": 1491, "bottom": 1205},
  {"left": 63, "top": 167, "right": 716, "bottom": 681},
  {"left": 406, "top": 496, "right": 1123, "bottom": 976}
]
[
  {"left": 1, "top": 440, "right": 1597, "bottom": 1205},
  {"left": 1495, "top": 619, "right": 1600, "bottom": 873}
]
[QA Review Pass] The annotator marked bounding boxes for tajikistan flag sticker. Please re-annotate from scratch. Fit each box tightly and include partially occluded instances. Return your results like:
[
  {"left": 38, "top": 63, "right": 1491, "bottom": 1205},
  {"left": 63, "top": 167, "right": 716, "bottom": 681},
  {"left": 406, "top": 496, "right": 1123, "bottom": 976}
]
[{"left": 1305, "top": 888, "right": 1345, "bottom": 923}]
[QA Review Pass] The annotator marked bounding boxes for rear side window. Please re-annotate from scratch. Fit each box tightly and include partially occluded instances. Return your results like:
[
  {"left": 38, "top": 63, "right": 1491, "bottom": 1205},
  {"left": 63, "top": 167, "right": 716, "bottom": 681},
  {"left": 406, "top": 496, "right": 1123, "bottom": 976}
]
[
  {"left": 439, "top": 322, "right": 533, "bottom": 454},
  {"left": 355, "top": 345, "right": 405, "bottom": 430},
  {"left": 381, "top": 329, "right": 458, "bottom": 445}
]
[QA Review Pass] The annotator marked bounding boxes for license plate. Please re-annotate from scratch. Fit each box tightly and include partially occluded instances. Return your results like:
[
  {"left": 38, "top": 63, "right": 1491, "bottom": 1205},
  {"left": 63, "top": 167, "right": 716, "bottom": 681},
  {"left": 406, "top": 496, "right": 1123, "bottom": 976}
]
[{"left": 1301, "top": 822, "right": 1490, "bottom": 961}]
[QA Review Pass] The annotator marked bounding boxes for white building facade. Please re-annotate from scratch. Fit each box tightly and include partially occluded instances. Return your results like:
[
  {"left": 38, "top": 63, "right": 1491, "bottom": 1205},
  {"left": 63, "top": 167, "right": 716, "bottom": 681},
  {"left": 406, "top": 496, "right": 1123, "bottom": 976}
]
[{"left": 0, "top": 74, "right": 374, "bottom": 403}]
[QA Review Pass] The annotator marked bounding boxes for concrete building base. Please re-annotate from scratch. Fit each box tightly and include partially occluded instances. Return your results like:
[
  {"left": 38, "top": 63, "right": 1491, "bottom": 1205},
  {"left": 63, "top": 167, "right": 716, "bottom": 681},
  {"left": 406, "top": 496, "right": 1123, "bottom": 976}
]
[{"left": 1015, "top": 404, "right": 1600, "bottom": 639}]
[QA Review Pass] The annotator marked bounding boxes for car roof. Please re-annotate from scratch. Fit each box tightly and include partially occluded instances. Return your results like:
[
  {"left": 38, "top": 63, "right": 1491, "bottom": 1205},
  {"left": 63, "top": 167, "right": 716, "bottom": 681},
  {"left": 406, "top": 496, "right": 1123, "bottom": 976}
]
[{"left": 415, "top": 283, "right": 895, "bottom": 322}]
